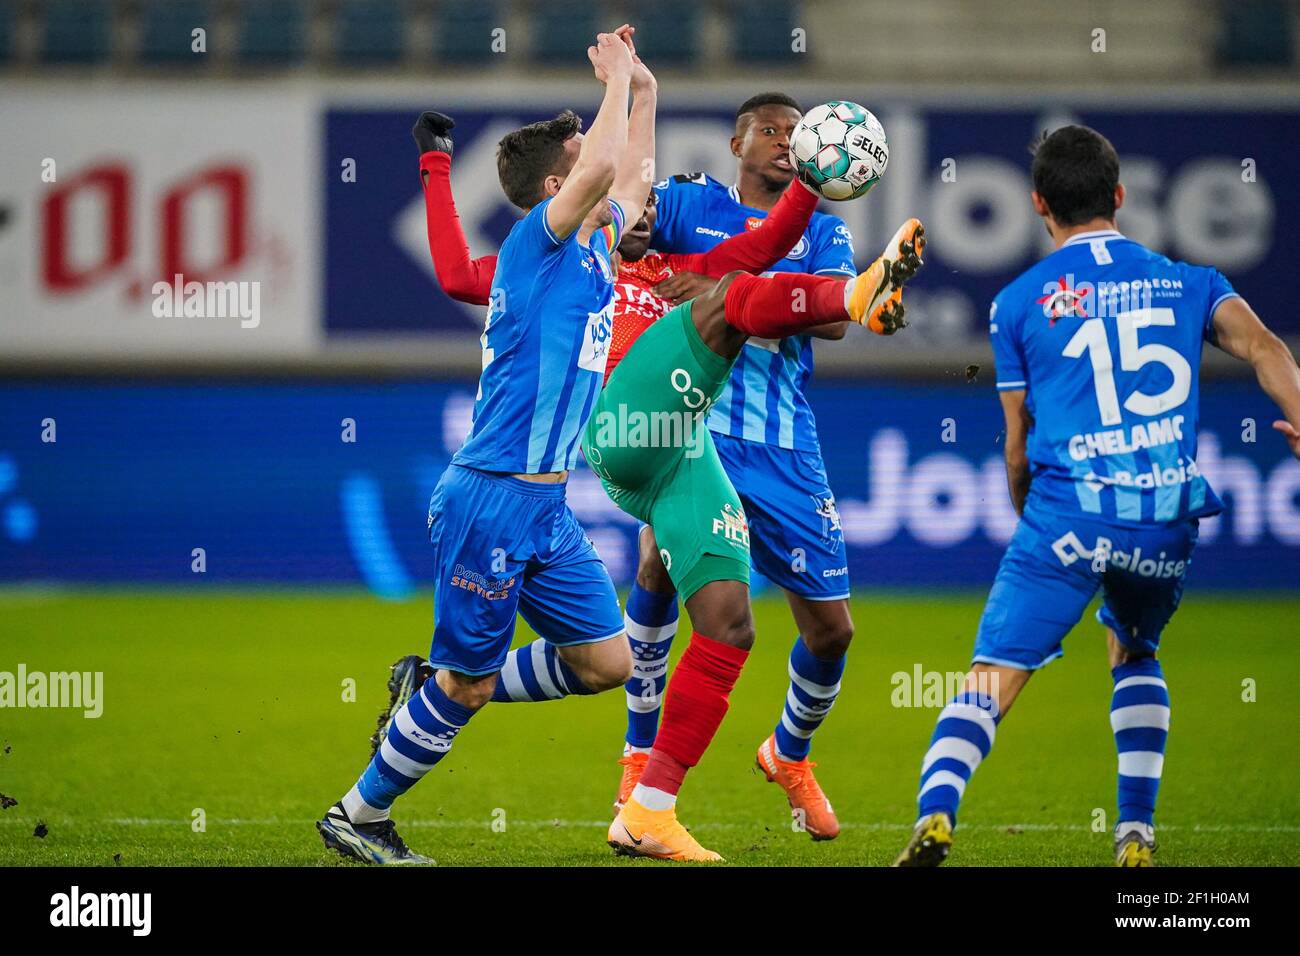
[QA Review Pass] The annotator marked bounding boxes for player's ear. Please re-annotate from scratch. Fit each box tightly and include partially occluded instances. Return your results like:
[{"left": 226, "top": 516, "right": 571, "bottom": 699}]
[
  {"left": 730, "top": 135, "right": 744, "bottom": 158},
  {"left": 1113, "top": 182, "right": 1126, "bottom": 213},
  {"left": 1030, "top": 190, "right": 1049, "bottom": 218},
  {"left": 543, "top": 174, "right": 563, "bottom": 198}
]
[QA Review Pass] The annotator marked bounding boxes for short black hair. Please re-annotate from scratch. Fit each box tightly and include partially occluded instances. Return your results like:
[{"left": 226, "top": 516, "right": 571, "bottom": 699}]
[
  {"left": 1029, "top": 125, "right": 1121, "bottom": 226},
  {"left": 735, "top": 92, "right": 802, "bottom": 121},
  {"left": 496, "top": 110, "right": 583, "bottom": 211}
]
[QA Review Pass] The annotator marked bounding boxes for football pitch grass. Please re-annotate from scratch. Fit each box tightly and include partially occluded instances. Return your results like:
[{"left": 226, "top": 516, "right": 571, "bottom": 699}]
[{"left": 2, "top": 589, "right": 1297, "bottom": 867}]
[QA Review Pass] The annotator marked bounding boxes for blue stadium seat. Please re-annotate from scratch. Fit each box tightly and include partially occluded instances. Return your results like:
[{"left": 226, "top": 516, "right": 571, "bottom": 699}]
[
  {"left": 435, "top": 0, "right": 500, "bottom": 63},
  {"left": 0, "top": 1, "right": 13, "bottom": 65},
  {"left": 139, "top": 0, "right": 214, "bottom": 66},
  {"left": 42, "top": 0, "right": 113, "bottom": 64},
  {"left": 237, "top": 0, "right": 306, "bottom": 65},
  {"left": 1217, "top": 0, "right": 1293, "bottom": 67},
  {"left": 734, "top": 0, "right": 802, "bottom": 63},
  {"left": 334, "top": 0, "right": 405, "bottom": 66},
  {"left": 531, "top": 0, "right": 596, "bottom": 63},
  {"left": 633, "top": 0, "right": 699, "bottom": 66}
]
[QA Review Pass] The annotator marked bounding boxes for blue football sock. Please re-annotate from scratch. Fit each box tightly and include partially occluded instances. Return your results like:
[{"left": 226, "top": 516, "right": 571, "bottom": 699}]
[
  {"left": 622, "top": 581, "right": 679, "bottom": 749},
  {"left": 773, "top": 635, "right": 845, "bottom": 760},
  {"left": 346, "top": 678, "right": 473, "bottom": 818},
  {"left": 916, "top": 690, "right": 1001, "bottom": 826},
  {"left": 490, "top": 639, "right": 593, "bottom": 702},
  {"left": 1110, "top": 657, "right": 1170, "bottom": 827}
]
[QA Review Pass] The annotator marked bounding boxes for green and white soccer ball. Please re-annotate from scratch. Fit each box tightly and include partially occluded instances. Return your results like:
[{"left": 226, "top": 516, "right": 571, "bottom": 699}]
[{"left": 790, "top": 101, "right": 889, "bottom": 201}]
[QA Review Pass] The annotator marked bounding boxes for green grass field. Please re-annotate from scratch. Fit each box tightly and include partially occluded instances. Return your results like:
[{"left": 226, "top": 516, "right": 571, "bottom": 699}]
[{"left": 2, "top": 589, "right": 1297, "bottom": 866}]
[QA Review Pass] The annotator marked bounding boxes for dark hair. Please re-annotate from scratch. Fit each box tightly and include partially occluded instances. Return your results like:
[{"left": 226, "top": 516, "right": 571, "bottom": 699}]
[
  {"left": 1029, "top": 125, "right": 1120, "bottom": 226},
  {"left": 735, "top": 92, "right": 802, "bottom": 120},
  {"left": 497, "top": 110, "right": 583, "bottom": 210}
]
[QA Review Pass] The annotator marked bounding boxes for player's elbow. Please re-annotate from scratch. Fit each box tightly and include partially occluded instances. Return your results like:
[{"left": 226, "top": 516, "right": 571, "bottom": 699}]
[
  {"left": 575, "top": 156, "right": 617, "bottom": 194},
  {"left": 1249, "top": 328, "right": 1296, "bottom": 371}
]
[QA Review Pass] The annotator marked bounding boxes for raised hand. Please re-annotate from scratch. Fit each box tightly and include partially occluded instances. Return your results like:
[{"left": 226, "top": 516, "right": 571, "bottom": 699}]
[
  {"left": 412, "top": 110, "right": 456, "bottom": 156},
  {"left": 588, "top": 31, "right": 634, "bottom": 85}
]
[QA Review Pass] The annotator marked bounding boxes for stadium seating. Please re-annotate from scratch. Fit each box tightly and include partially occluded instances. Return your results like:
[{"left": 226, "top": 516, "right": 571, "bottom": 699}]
[
  {"left": 41, "top": 0, "right": 113, "bottom": 64},
  {"left": 632, "top": 0, "right": 699, "bottom": 66},
  {"left": 733, "top": 0, "right": 802, "bottom": 62},
  {"left": 333, "top": 0, "right": 405, "bottom": 65},
  {"left": 1217, "top": 0, "right": 1294, "bottom": 67},
  {"left": 435, "top": 0, "right": 500, "bottom": 63},
  {"left": 139, "top": 0, "right": 213, "bottom": 66},
  {"left": 0, "top": 1, "right": 12, "bottom": 65},
  {"left": 531, "top": 0, "right": 596, "bottom": 63},
  {"left": 237, "top": 0, "right": 307, "bottom": 65}
]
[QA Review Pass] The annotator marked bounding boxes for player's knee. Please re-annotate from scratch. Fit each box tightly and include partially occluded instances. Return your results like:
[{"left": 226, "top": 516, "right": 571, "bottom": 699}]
[
  {"left": 803, "top": 618, "right": 854, "bottom": 659},
  {"left": 440, "top": 671, "right": 497, "bottom": 711},
  {"left": 706, "top": 607, "right": 755, "bottom": 652},
  {"left": 694, "top": 271, "right": 744, "bottom": 319},
  {"left": 574, "top": 643, "right": 634, "bottom": 692}
]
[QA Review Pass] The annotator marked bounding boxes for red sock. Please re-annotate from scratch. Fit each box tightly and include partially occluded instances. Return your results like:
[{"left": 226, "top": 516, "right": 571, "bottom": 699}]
[
  {"left": 722, "top": 272, "right": 848, "bottom": 339},
  {"left": 640, "top": 632, "right": 750, "bottom": 797}
]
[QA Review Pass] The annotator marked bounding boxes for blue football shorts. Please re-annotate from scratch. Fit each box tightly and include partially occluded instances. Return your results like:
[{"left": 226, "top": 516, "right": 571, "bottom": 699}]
[
  {"left": 972, "top": 503, "right": 1200, "bottom": 670},
  {"left": 426, "top": 464, "right": 625, "bottom": 676},
  {"left": 712, "top": 432, "right": 850, "bottom": 601}
]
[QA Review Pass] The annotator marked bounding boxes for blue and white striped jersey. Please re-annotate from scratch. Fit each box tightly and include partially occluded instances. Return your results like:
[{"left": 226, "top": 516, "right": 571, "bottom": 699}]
[
  {"left": 991, "top": 230, "right": 1234, "bottom": 525},
  {"left": 651, "top": 173, "right": 856, "bottom": 452},
  {"left": 454, "top": 198, "right": 624, "bottom": 474}
]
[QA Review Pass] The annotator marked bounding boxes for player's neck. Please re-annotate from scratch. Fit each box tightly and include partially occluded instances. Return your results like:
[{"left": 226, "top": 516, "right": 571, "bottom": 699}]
[
  {"left": 736, "top": 173, "right": 782, "bottom": 212},
  {"left": 1049, "top": 217, "right": 1119, "bottom": 248}
]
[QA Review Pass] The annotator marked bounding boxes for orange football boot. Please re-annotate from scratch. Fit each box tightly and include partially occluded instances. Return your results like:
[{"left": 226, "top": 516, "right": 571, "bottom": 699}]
[
  {"left": 755, "top": 734, "right": 841, "bottom": 841},
  {"left": 608, "top": 796, "right": 723, "bottom": 862},
  {"left": 613, "top": 751, "right": 649, "bottom": 816},
  {"left": 846, "top": 217, "right": 925, "bottom": 334}
]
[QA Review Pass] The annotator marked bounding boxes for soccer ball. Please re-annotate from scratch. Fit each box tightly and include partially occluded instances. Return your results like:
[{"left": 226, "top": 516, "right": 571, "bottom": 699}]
[{"left": 790, "top": 101, "right": 889, "bottom": 201}]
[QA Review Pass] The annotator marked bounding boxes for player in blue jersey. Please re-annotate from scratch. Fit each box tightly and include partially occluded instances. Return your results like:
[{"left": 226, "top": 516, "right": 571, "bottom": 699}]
[
  {"left": 894, "top": 125, "right": 1300, "bottom": 868},
  {"left": 317, "top": 28, "right": 659, "bottom": 865},
  {"left": 613, "top": 93, "right": 860, "bottom": 840}
]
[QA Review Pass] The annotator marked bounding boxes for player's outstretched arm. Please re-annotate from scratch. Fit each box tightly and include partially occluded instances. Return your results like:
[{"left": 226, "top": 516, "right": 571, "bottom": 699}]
[
  {"left": 1211, "top": 296, "right": 1300, "bottom": 459},
  {"left": 608, "top": 25, "right": 657, "bottom": 237},
  {"left": 414, "top": 112, "right": 496, "bottom": 306},
  {"left": 687, "top": 181, "right": 820, "bottom": 278},
  {"left": 999, "top": 389, "right": 1033, "bottom": 514},
  {"left": 545, "top": 33, "right": 633, "bottom": 242}
]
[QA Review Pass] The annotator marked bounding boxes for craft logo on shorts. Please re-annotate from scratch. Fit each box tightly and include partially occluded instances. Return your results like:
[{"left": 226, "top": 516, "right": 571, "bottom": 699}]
[
  {"left": 711, "top": 502, "right": 750, "bottom": 547},
  {"left": 450, "top": 564, "right": 517, "bottom": 600}
]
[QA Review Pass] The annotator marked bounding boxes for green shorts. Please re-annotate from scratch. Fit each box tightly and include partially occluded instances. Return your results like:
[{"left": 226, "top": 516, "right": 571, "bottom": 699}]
[{"left": 583, "top": 302, "right": 749, "bottom": 601}]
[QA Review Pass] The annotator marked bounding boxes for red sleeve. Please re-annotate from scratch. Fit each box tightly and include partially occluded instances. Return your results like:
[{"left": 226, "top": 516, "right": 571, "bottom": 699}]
[
  {"left": 681, "top": 182, "right": 820, "bottom": 278},
  {"left": 420, "top": 151, "right": 496, "bottom": 306}
]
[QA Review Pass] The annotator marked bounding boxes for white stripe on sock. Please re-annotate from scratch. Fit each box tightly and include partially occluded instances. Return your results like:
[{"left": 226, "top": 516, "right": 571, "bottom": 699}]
[
  {"left": 531, "top": 641, "right": 563, "bottom": 700},
  {"left": 380, "top": 737, "right": 436, "bottom": 778},
  {"left": 625, "top": 617, "right": 677, "bottom": 644},
  {"left": 1114, "top": 675, "right": 1167, "bottom": 692},
  {"left": 938, "top": 702, "right": 996, "bottom": 748},
  {"left": 1118, "top": 751, "right": 1165, "bottom": 778},
  {"left": 499, "top": 653, "right": 526, "bottom": 702},
  {"left": 630, "top": 783, "right": 676, "bottom": 811},
  {"left": 1110, "top": 703, "right": 1170, "bottom": 732},
  {"left": 785, "top": 686, "right": 831, "bottom": 723},
  {"left": 921, "top": 736, "right": 984, "bottom": 775},
  {"left": 787, "top": 662, "right": 841, "bottom": 699},
  {"left": 918, "top": 769, "right": 967, "bottom": 799},
  {"left": 625, "top": 689, "right": 662, "bottom": 714},
  {"left": 393, "top": 704, "right": 449, "bottom": 755},
  {"left": 780, "top": 711, "right": 814, "bottom": 740}
]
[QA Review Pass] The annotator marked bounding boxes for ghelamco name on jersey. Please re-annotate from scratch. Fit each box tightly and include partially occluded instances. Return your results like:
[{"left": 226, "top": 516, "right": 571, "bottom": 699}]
[{"left": 1069, "top": 415, "right": 1186, "bottom": 461}]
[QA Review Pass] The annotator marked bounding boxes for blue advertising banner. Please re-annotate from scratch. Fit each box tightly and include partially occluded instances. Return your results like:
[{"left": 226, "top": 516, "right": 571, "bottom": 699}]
[
  {"left": 325, "top": 103, "right": 1297, "bottom": 343},
  {"left": 2, "top": 380, "right": 1296, "bottom": 591}
]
